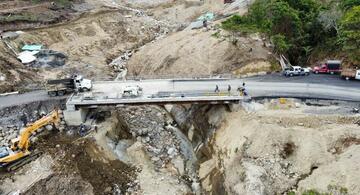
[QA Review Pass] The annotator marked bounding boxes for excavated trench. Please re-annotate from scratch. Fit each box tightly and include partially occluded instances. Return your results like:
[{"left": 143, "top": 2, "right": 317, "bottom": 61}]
[
  {"left": 102, "top": 99, "right": 360, "bottom": 194},
  {"left": 103, "top": 103, "right": 230, "bottom": 194},
  {"left": 1, "top": 96, "right": 360, "bottom": 194}
]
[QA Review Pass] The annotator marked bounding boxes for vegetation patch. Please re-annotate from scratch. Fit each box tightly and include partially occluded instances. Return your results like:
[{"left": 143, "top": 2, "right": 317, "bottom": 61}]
[
  {"left": 0, "top": 13, "right": 39, "bottom": 23},
  {"left": 221, "top": 0, "right": 360, "bottom": 66}
]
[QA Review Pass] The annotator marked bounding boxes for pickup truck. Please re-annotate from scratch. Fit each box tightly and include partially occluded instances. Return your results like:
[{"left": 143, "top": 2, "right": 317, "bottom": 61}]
[
  {"left": 283, "top": 66, "right": 310, "bottom": 77},
  {"left": 122, "top": 85, "right": 143, "bottom": 98},
  {"left": 313, "top": 60, "right": 341, "bottom": 74},
  {"left": 341, "top": 69, "right": 360, "bottom": 80}
]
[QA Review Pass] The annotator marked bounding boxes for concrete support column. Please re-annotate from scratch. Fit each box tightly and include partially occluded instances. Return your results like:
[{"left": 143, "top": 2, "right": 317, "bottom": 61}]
[{"left": 63, "top": 108, "right": 88, "bottom": 126}]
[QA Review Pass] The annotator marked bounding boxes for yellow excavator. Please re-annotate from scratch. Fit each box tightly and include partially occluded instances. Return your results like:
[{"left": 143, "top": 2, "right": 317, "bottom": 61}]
[{"left": 0, "top": 109, "right": 60, "bottom": 171}]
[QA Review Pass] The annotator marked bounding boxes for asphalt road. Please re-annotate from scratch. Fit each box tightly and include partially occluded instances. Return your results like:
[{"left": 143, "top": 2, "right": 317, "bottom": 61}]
[
  {"left": 1, "top": 73, "right": 359, "bottom": 109},
  {"left": 0, "top": 90, "right": 67, "bottom": 109},
  {"left": 246, "top": 73, "right": 360, "bottom": 88}
]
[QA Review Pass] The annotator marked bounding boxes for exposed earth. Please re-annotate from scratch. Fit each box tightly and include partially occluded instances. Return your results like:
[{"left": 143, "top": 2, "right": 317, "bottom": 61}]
[{"left": 0, "top": 0, "right": 359, "bottom": 195}]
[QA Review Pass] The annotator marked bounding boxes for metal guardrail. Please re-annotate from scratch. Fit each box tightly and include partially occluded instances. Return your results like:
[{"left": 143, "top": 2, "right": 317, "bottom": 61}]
[{"left": 124, "top": 74, "right": 234, "bottom": 81}]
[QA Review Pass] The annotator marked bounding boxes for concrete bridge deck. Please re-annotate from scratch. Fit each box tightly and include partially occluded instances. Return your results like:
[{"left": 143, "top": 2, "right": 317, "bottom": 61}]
[
  {"left": 66, "top": 78, "right": 249, "bottom": 110},
  {"left": 63, "top": 77, "right": 360, "bottom": 124},
  {"left": 67, "top": 78, "right": 360, "bottom": 108}
]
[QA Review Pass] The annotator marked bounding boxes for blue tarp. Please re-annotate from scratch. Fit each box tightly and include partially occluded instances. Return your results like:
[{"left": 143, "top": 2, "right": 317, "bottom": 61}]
[
  {"left": 22, "top": 44, "right": 42, "bottom": 51},
  {"left": 197, "top": 12, "right": 215, "bottom": 21}
]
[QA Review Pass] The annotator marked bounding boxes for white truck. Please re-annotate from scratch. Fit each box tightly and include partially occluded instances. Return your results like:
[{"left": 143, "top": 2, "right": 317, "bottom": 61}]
[
  {"left": 46, "top": 75, "right": 92, "bottom": 97},
  {"left": 341, "top": 69, "right": 360, "bottom": 80},
  {"left": 121, "top": 85, "right": 143, "bottom": 98},
  {"left": 283, "top": 66, "right": 310, "bottom": 77}
]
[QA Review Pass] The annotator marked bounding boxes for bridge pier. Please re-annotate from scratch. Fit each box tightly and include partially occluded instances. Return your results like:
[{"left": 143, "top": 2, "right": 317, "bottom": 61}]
[{"left": 63, "top": 104, "right": 88, "bottom": 126}]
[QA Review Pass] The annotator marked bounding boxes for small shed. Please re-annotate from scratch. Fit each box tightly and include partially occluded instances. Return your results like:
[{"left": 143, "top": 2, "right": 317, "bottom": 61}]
[{"left": 22, "top": 44, "right": 43, "bottom": 51}]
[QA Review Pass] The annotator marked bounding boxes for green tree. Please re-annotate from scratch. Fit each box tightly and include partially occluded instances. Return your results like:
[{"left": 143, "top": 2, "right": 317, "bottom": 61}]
[
  {"left": 341, "top": 0, "right": 360, "bottom": 10},
  {"left": 267, "top": 1, "right": 302, "bottom": 38},
  {"left": 221, "top": 0, "right": 329, "bottom": 65},
  {"left": 339, "top": 5, "right": 360, "bottom": 63},
  {"left": 271, "top": 34, "right": 291, "bottom": 54}
]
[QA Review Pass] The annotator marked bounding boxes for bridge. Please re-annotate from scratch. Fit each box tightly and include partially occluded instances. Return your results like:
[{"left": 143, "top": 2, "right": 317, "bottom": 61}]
[{"left": 63, "top": 77, "right": 360, "bottom": 125}]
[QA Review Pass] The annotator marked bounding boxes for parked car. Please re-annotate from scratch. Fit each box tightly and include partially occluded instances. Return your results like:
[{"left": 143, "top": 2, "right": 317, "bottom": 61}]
[
  {"left": 341, "top": 69, "right": 360, "bottom": 80},
  {"left": 313, "top": 60, "right": 341, "bottom": 74},
  {"left": 283, "top": 66, "right": 310, "bottom": 77}
]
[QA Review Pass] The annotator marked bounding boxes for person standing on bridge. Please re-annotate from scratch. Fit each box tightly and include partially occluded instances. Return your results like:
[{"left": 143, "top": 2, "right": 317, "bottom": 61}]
[
  {"left": 215, "top": 85, "right": 219, "bottom": 93},
  {"left": 228, "top": 85, "right": 231, "bottom": 94}
]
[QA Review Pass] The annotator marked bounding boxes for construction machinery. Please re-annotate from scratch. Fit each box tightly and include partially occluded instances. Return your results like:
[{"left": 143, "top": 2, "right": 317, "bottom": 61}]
[
  {"left": 0, "top": 109, "right": 60, "bottom": 171},
  {"left": 46, "top": 75, "right": 92, "bottom": 97}
]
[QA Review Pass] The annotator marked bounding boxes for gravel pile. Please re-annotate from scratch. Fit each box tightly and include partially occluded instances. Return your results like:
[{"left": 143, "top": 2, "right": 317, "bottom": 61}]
[{"left": 118, "top": 105, "right": 182, "bottom": 170}]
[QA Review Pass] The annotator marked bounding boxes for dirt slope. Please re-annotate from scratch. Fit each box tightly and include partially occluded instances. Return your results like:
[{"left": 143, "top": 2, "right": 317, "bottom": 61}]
[
  {"left": 200, "top": 100, "right": 360, "bottom": 194},
  {"left": 127, "top": 28, "right": 271, "bottom": 77}
]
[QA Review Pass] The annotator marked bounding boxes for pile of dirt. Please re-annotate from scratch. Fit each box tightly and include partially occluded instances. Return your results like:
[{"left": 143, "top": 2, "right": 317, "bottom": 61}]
[
  {"left": 127, "top": 27, "right": 271, "bottom": 77},
  {"left": 0, "top": 46, "right": 38, "bottom": 93},
  {"left": 22, "top": 174, "right": 94, "bottom": 195},
  {"left": 31, "top": 133, "right": 137, "bottom": 194}
]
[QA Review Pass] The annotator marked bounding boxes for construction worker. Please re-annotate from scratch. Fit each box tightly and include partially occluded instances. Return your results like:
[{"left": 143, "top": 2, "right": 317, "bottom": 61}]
[
  {"left": 215, "top": 85, "right": 219, "bottom": 93},
  {"left": 203, "top": 19, "right": 208, "bottom": 28},
  {"left": 79, "top": 124, "right": 86, "bottom": 136}
]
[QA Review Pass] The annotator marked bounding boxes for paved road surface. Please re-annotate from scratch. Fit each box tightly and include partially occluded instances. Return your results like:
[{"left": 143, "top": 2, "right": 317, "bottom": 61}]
[
  {"left": 1, "top": 74, "right": 359, "bottom": 109},
  {"left": 246, "top": 73, "right": 360, "bottom": 88},
  {"left": 85, "top": 78, "right": 360, "bottom": 101},
  {"left": 0, "top": 90, "right": 66, "bottom": 109}
]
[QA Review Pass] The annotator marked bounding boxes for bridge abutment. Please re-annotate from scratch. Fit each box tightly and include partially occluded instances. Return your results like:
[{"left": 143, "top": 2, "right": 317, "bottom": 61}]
[{"left": 63, "top": 107, "right": 88, "bottom": 126}]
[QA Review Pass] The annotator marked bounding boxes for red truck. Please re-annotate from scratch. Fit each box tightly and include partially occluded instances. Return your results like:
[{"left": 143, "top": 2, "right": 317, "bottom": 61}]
[{"left": 313, "top": 60, "right": 341, "bottom": 74}]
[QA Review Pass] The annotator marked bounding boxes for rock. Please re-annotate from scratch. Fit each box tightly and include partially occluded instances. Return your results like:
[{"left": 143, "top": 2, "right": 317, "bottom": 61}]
[
  {"left": 45, "top": 125, "right": 53, "bottom": 131},
  {"left": 167, "top": 147, "right": 176, "bottom": 156},
  {"left": 30, "top": 137, "right": 38, "bottom": 143},
  {"left": 191, "top": 182, "right": 201, "bottom": 195},
  {"left": 56, "top": 144, "right": 61, "bottom": 148},
  {"left": 329, "top": 148, "right": 336, "bottom": 154},
  {"left": 7, "top": 133, "right": 17, "bottom": 140},
  {"left": 71, "top": 154, "right": 76, "bottom": 158},
  {"left": 199, "top": 158, "right": 215, "bottom": 177},
  {"left": 297, "top": 123, "right": 304, "bottom": 126},
  {"left": 151, "top": 156, "right": 160, "bottom": 162},
  {"left": 145, "top": 136, "right": 150, "bottom": 142},
  {"left": 59, "top": 126, "right": 65, "bottom": 132},
  {"left": 172, "top": 156, "right": 185, "bottom": 175},
  {"left": 19, "top": 128, "right": 26, "bottom": 134},
  {"left": 104, "top": 186, "right": 112, "bottom": 193}
]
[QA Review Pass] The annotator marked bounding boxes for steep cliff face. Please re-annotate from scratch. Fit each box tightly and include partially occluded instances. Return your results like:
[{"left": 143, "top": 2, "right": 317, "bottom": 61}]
[{"left": 166, "top": 100, "right": 360, "bottom": 194}]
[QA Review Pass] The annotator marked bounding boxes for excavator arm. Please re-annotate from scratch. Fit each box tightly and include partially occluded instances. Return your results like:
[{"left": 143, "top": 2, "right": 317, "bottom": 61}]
[
  {"left": 0, "top": 109, "right": 60, "bottom": 171},
  {"left": 16, "top": 109, "right": 60, "bottom": 151}
]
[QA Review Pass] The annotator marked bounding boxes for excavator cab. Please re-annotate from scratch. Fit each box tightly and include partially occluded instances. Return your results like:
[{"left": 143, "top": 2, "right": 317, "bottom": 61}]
[
  {"left": 10, "top": 137, "right": 20, "bottom": 150},
  {"left": 0, "top": 109, "right": 61, "bottom": 171}
]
